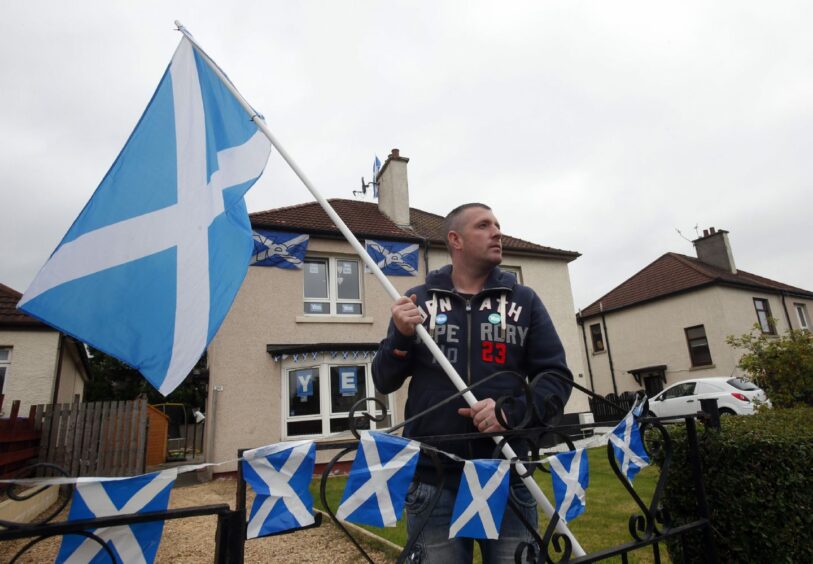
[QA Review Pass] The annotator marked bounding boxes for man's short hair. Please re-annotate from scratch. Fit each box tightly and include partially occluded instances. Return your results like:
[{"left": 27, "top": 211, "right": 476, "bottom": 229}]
[{"left": 443, "top": 203, "right": 492, "bottom": 251}]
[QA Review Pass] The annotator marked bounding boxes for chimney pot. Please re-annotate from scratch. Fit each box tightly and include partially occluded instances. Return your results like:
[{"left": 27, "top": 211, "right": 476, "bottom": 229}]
[
  {"left": 703, "top": 229, "right": 709, "bottom": 237},
  {"left": 710, "top": 227, "right": 716, "bottom": 234},
  {"left": 390, "top": 148, "right": 400, "bottom": 158}
]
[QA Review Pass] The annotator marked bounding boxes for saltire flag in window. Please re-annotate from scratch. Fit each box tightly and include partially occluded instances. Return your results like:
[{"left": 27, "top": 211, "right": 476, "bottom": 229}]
[
  {"left": 609, "top": 410, "right": 650, "bottom": 483},
  {"left": 55, "top": 469, "right": 177, "bottom": 563},
  {"left": 549, "top": 448, "right": 589, "bottom": 522},
  {"left": 449, "top": 459, "right": 510, "bottom": 539},
  {"left": 251, "top": 229, "right": 309, "bottom": 269},
  {"left": 17, "top": 37, "right": 271, "bottom": 396},
  {"left": 242, "top": 440, "right": 317, "bottom": 538},
  {"left": 336, "top": 431, "right": 420, "bottom": 527},
  {"left": 365, "top": 240, "right": 419, "bottom": 276}
]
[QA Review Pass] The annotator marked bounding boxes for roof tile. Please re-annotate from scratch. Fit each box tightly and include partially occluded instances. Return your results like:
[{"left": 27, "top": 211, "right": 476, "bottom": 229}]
[
  {"left": 251, "top": 199, "right": 579, "bottom": 259},
  {"left": 579, "top": 252, "right": 813, "bottom": 318}
]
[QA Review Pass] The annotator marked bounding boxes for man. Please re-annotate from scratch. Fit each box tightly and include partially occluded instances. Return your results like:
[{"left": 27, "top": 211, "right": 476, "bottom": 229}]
[{"left": 372, "top": 203, "right": 573, "bottom": 563}]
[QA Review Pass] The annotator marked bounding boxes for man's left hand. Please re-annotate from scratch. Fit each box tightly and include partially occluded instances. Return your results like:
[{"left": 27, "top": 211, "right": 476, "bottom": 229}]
[{"left": 458, "top": 398, "right": 506, "bottom": 433}]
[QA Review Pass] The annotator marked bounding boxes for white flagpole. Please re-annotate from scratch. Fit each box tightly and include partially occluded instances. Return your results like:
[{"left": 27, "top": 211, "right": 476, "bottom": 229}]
[{"left": 174, "top": 21, "right": 584, "bottom": 556}]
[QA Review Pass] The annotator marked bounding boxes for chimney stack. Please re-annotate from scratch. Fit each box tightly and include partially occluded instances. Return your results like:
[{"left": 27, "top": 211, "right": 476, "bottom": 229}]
[
  {"left": 693, "top": 228, "right": 737, "bottom": 274},
  {"left": 377, "top": 148, "right": 411, "bottom": 227}
]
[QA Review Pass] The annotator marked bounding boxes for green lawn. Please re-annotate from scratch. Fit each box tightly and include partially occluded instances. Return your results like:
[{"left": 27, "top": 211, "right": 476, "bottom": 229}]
[{"left": 312, "top": 447, "right": 670, "bottom": 563}]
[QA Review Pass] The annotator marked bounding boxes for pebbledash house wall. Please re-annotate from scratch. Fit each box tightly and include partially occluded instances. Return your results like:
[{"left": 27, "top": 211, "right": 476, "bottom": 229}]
[
  {"left": 581, "top": 286, "right": 813, "bottom": 397},
  {"left": 207, "top": 240, "right": 589, "bottom": 473},
  {"left": 0, "top": 329, "right": 86, "bottom": 414}
]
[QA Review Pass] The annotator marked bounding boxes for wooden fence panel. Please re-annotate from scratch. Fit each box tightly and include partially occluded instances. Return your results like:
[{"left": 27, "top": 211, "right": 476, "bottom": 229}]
[
  {"left": 0, "top": 397, "right": 41, "bottom": 478},
  {"left": 31, "top": 399, "right": 148, "bottom": 477}
]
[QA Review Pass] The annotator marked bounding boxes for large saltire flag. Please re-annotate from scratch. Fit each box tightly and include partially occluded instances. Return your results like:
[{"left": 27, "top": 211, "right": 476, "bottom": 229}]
[
  {"left": 609, "top": 409, "right": 651, "bottom": 483},
  {"left": 449, "top": 459, "right": 511, "bottom": 540},
  {"left": 242, "top": 440, "right": 317, "bottom": 538},
  {"left": 336, "top": 431, "right": 420, "bottom": 527},
  {"left": 56, "top": 469, "right": 177, "bottom": 563},
  {"left": 549, "top": 448, "right": 589, "bottom": 523},
  {"left": 251, "top": 229, "right": 309, "bottom": 269},
  {"left": 365, "top": 240, "right": 419, "bottom": 276},
  {"left": 18, "top": 37, "right": 271, "bottom": 395}
]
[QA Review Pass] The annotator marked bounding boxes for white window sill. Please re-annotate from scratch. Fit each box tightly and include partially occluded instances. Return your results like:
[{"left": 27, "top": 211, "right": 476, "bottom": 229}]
[
  {"left": 296, "top": 316, "right": 375, "bottom": 324},
  {"left": 689, "top": 364, "right": 715, "bottom": 371}
]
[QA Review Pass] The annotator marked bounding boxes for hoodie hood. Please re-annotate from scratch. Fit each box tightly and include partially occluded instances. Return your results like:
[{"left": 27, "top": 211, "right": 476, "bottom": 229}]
[{"left": 425, "top": 265, "right": 518, "bottom": 293}]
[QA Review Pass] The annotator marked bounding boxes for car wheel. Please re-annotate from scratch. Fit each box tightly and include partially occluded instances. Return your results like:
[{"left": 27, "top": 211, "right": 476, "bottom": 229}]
[{"left": 719, "top": 408, "right": 736, "bottom": 416}]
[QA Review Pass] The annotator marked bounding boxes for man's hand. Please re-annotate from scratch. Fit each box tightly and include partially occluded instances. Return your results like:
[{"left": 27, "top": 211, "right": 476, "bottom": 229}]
[
  {"left": 392, "top": 294, "right": 421, "bottom": 337},
  {"left": 458, "top": 398, "right": 507, "bottom": 433}
]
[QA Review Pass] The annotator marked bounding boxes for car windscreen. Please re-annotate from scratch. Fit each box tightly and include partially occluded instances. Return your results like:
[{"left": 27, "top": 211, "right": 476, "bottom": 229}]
[{"left": 727, "top": 378, "right": 759, "bottom": 391}]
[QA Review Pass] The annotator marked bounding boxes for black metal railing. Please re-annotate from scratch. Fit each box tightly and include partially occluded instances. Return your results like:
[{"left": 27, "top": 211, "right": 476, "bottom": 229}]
[{"left": 0, "top": 372, "right": 719, "bottom": 563}]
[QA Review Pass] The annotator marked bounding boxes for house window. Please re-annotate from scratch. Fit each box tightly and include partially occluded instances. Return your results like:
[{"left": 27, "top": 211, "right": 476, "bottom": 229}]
[
  {"left": 685, "top": 325, "right": 712, "bottom": 367},
  {"left": 753, "top": 298, "right": 776, "bottom": 334},
  {"left": 500, "top": 266, "right": 522, "bottom": 283},
  {"left": 589, "top": 323, "right": 605, "bottom": 353},
  {"left": 795, "top": 303, "right": 810, "bottom": 331},
  {"left": 0, "top": 347, "right": 10, "bottom": 393},
  {"left": 284, "top": 361, "right": 391, "bottom": 438},
  {"left": 303, "top": 257, "right": 363, "bottom": 316}
]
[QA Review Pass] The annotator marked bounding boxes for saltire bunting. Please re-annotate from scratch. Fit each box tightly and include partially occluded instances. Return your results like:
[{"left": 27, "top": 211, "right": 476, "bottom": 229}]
[
  {"left": 251, "top": 229, "right": 309, "bottom": 269},
  {"left": 365, "top": 240, "right": 419, "bottom": 276},
  {"left": 372, "top": 156, "right": 381, "bottom": 198},
  {"left": 609, "top": 409, "right": 650, "bottom": 483},
  {"left": 55, "top": 469, "right": 177, "bottom": 563},
  {"left": 549, "top": 448, "right": 589, "bottom": 522},
  {"left": 242, "top": 440, "right": 317, "bottom": 538},
  {"left": 448, "top": 460, "right": 511, "bottom": 539},
  {"left": 17, "top": 37, "right": 272, "bottom": 397},
  {"left": 336, "top": 431, "right": 420, "bottom": 527}
]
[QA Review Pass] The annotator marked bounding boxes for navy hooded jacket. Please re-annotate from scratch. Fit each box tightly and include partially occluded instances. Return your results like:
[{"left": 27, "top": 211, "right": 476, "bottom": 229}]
[{"left": 372, "top": 265, "right": 573, "bottom": 488}]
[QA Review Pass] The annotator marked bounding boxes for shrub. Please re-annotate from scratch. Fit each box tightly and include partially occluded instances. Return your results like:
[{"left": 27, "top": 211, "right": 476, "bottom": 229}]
[
  {"left": 727, "top": 327, "right": 813, "bottom": 408},
  {"left": 650, "top": 407, "right": 813, "bottom": 563}
]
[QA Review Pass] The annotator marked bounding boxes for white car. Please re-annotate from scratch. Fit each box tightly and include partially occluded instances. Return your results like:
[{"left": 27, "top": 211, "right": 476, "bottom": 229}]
[{"left": 647, "top": 377, "right": 768, "bottom": 418}]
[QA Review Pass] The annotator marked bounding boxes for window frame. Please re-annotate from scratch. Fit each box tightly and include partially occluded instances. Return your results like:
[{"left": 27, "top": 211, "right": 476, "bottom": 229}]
[
  {"left": 684, "top": 325, "right": 713, "bottom": 367},
  {"left": 500, "top": 265, "right": 523, "bottom": 284},
  {"left": 282, "top": 359, "right": 392, "bottom": 440},
  {"left": 302, "top": 255, "right": 364, "bottom": 317},
  {"left": 794, "top": 303, "right": 810, "bottom": 331},
  {"left": 589, "top": 323, "right": 605, "bottom": 353},
  {"left": 0, "top": 346, "right": 10, "bottom": 394},
  {"left": 753, "top": 298, "right": 776, "bottom": 335}
]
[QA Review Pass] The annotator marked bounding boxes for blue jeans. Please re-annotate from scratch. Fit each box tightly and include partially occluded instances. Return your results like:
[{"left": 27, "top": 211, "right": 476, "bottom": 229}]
[{"left": 404, "top": 480, "right": 538, "bottom": 563}]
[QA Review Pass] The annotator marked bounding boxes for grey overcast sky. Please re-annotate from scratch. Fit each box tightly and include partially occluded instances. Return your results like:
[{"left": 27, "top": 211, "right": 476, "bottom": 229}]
[{"left": 1, "top": 1, "right": 811, "bottom": 311}]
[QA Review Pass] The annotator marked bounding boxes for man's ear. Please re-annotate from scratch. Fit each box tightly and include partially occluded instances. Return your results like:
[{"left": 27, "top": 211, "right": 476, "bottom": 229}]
[{"left": 448, "top": 231, "right": 463, "bottom": 251}]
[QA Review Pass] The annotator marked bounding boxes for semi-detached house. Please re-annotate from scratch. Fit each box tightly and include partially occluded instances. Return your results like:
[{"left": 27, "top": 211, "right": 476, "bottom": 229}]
[{"left": 205, "top": 149, "right": 590, "bottom": 473}]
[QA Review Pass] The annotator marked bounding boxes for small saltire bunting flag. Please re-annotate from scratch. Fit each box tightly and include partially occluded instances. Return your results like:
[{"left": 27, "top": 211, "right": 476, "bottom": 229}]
[
  {"left": 549, "top": 448, "right": 589, "bottom": 522},
  {"left": 449, "top": 460, "right": 511, "bottom": 540},
  {"left": 242, "top": 440, "right": 317, "bottom": 538},
  {"left": 56, "top": 469, "right": 177, "bottom": 563},
  {"left": 336, "top": 431, "right": 420, "bottom": 527},
  {"left": 372, "top": 156, "right": 381, "bottom": 199},
  {"left": 609, "top": 409, "right": 650, "bottom": 482},
  {"left": 251, "top": 229, "right": 309, "bottom": 269},
  {"left": 17, "top": 36, "right": 272, "bottom": 396},
  {"left": 365, "top": 240, "right": 419, "bottom": 276}
]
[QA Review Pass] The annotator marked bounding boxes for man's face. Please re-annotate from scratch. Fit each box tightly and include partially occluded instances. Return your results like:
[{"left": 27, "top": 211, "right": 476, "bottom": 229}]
[{"left": 452, "top": 207, "right": 502, "bottom": 268}]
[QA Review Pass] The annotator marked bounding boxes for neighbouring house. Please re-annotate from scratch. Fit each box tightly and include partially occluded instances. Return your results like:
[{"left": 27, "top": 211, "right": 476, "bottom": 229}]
[
  {"left": 0, "top": 283, "right": 90, "bottom": 414},
  {"left": 577, "top": 228, "right": 813, "bottom": 399},
  {"left": 205, "top": 149, "right": 590, "bottom": 473}
]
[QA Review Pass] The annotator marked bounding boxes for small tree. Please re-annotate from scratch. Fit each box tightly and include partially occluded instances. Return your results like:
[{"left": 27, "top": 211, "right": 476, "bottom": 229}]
[{"left": 727, "top": 326, "right": 813, "bottom": 408}]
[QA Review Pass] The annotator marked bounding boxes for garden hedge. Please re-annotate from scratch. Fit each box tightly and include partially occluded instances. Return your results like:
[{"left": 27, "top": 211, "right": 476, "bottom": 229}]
[{"left": 650, "top": 407, "right": 813, "bottom": 563}]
